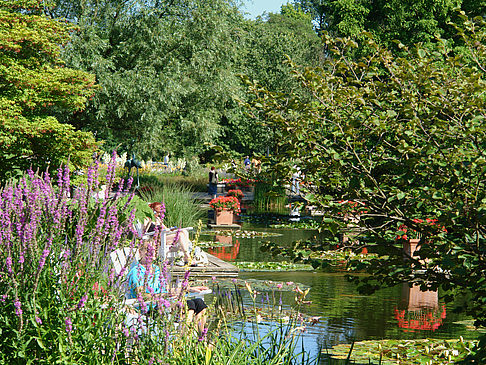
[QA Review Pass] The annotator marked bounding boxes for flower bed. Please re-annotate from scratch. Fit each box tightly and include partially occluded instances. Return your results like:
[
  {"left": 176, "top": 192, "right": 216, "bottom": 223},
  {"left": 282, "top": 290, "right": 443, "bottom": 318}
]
[{"left": 221, "top": 178, "right": 258, "bottom": 188}]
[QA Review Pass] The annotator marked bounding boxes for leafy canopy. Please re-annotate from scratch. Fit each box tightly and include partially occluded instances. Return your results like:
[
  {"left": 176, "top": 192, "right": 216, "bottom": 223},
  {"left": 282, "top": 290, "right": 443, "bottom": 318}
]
[
  {"left": 245, "top": 15, "right": 486, "bottom": 360},
  {"left": 0, "top": 0, "right": 98, "bottom": 181},
  {"left": 293, "top": 0, "right": 486, "bottom": 47}
]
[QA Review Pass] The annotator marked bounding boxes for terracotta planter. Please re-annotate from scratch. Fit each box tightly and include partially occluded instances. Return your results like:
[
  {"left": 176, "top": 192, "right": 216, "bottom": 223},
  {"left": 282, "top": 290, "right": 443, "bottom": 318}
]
[
  {"left": 403, "top": 238, "right": 421, "bottom": 258},
  {"left": 215, "top": 209, "right": 234, "bottom": 225},
  {"left": 215, "top": 235, "right": 233, "bottom": 245}
]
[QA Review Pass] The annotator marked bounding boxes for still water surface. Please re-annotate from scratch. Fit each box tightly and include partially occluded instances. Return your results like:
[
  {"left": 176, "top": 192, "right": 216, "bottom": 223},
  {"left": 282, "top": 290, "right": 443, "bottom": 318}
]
[{"left": 201, "top": 223, "right": 479, "bottom": 359}]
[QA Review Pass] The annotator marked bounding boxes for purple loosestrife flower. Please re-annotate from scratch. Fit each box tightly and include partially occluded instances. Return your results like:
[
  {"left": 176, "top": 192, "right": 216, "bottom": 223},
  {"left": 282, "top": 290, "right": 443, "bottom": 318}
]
[
  {"left": 180, "top": 270, "right": 190, "bottom": 292},
  {"left": 35, "top": 316, "right": 42, "bottom": 325},
  {"left": 14, "top": 299, "right": 22, "bottom": 316},
  {"left": 63, "top": 165, "right": 70, "bottom": 196},
  {"left": 137, "top": 293, "right": 148, "bottom": 314},
  {"left": 108, "top": 268, "right": 115, "bottom": 285},
  {"left": 198, "top": 327, "right": 208, "bottom": 342},
  {"left": 86, "top": 165, "right": 95, "bottom": 190},
  {"left": 116, "top": 178, "right": 124, "bottom": 194},
  {"left": 161, "top": 299, "right": 171, "bottom": 308},
  {"left": 163, "top": 329, "right": 169, "bottom": 354},
  {"left": 144, "top": 242, "right": 155, "bottom": 270},
  {"left": 125, "top": 176, "right": 134, "bottom": 193},
  {"left": 38, "top": 236, "right": 53, "bottom": 271},
  {"left": 38, "top": 248, "right": 50, "bottom": 271},
  {"left": 171, "top": 228, "right": 181, "bottom": 247},
  {"left": 104, "top": 152, "right": 117, "bottom": 187},
  {"left": 122, "top": 326, "right": 129, "bottom": 338},
  {"left": 77, "top": 295, "right": 88, "bottom": 310},
  {"left": 65, "top": 317, "right": 73, "bottom": 332},
  {"left": 6, "top": 256, "right": 12, "bottom": 274}
]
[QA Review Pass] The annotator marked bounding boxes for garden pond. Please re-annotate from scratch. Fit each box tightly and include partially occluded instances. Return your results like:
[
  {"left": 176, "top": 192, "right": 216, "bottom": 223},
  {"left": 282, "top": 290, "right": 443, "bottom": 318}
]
[{"left": 198, "top": 218, "right": 481, "bottom": 362}]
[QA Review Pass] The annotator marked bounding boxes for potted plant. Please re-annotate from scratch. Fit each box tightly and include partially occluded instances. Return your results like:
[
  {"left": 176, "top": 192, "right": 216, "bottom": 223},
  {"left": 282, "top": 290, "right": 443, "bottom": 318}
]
[
  {"left": 397, "top": 218, "right": 446, "bottom": 259},
  {"left": 210, "top": 196, "right": 240, "bottom": 225},
  {"left": 226, "top": 189, "right": 244, "bottom": 200}
]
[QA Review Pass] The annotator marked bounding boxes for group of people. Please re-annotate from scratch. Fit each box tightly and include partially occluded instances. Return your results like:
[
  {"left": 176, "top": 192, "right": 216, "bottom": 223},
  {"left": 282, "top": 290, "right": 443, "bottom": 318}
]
[
  {"left": 127, "top": 201, "right": 210, "bottom": 333},
  {"left": 244, "top": 156, "right": 261, "bottom": 173}
]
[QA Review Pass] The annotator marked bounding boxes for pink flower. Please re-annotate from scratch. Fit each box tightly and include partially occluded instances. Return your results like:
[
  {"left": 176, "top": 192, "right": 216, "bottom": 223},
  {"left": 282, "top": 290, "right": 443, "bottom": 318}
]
[{"left": 276, "top": 283, "right": 283, "bottom": 289}]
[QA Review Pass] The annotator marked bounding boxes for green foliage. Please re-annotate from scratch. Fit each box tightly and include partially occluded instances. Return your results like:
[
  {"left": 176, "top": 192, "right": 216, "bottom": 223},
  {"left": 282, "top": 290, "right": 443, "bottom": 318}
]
[
  {"left": 229, "top": 9, "right": 321, "bottom": 154},
  {"left": 245, "top": 17, "right": 486, "bottom": 361},
  {"left": 57, "top": 0, "right": 245, "bottom": 159},
  {"left": 139, "top": 181, "right": 204, "bottom": 228},
  {"left": 294, "top": 0, "right": 486, "bottom": 47},
  {"left": 202, "top": 229, "right": 282, "bottom": 238},
  {"left": 49, "top": 0, "right": 322, "bottom": 159},
  {"left": 0, "top": 0, "right": 98, "bottom": 181},
  {"left": 253, "top": 181, "right": 288, "bottom": 213},
  {"left": 136, "top": 164, "right": 209, "bottom": 192},
  {"left": 270, "top": 219, "right": 322, "bottom": 230}
]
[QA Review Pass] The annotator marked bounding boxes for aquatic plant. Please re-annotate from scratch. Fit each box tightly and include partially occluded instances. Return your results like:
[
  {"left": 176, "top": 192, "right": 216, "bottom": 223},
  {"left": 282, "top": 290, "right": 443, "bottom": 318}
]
[
  {"left": 235, "top": 261, "right": 314, "bottom": 272},
  {"left": 328, "top": 338, "right": 478, "bottom": 364}
]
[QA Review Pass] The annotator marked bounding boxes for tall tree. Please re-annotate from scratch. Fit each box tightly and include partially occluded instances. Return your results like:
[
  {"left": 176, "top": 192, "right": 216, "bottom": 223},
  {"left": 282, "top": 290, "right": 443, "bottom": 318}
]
[
  {"left": 57, "top": 0, "right": 245, "bottom": 159},
  {"left": 245, "top": 18, "right": 486, "bottom": 361},
  {"left": 294, "top": 0, "right": 486, "bottom": 47},
  {"left": 227, "top": 5, "right": 321, "bottom": 155},
  {"left": 0, "top": 0, "right": 98, "bottom": 181}
]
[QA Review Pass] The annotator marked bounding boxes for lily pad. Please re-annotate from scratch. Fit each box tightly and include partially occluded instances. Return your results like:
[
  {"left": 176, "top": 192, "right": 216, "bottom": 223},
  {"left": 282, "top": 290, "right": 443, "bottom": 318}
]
[
  {"left": 327, "top": 338, "right": 478, "bottom": 364},
  {"left": 235, "top": 261, "right": 314, "bottom": 272},
  {"left": 202, "top": 230, "right": 282, "bottom": 238}
]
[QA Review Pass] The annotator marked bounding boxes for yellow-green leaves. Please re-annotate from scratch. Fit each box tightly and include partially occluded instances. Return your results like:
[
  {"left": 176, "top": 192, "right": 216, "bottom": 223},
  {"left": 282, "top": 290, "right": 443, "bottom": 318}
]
[{"left": 0, "top": 0, "right": 97, "bottom": 181}]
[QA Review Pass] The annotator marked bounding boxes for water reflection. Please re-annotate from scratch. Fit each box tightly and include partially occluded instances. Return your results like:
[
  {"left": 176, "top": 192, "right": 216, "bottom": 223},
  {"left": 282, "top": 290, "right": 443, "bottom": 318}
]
[
  {"left": 207, "top": 235, "right": 240, "bottom": 261},
  {"left": 395, "top": 284, "right": 446, "bottom": 332},
  {"left": 204, "top": 223, "right": 477, "bottom": 360}
]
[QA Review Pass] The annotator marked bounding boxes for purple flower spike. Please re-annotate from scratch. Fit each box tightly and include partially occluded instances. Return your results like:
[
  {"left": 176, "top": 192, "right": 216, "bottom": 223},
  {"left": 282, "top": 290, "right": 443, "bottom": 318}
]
[
  {"left": 35, "top": 316, "right": 42, "bottom": 325},
  {"left": 14, "top": 299, "right": 22, "bottom": 317},
  {"left": 77, "top": 295, "right": 88, "bottom": 310},
  {"left": 5, "top": 257, "right": 12, "bottom": 274},
  {"left": 65, "top": 317, "right": 73, "bottom": 332},
  {"left": 198, "top": 327, "right": 208, "bottom": 342}
]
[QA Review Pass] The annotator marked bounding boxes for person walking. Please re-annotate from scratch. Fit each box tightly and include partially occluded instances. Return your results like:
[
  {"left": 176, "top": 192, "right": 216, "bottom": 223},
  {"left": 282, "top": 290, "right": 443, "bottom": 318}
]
[
  {"left": 243, "top": 156, "right": 251, "bottom": 170},
  {"left": 208, "top": 166, "right": 218, "bottom": 199}
]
